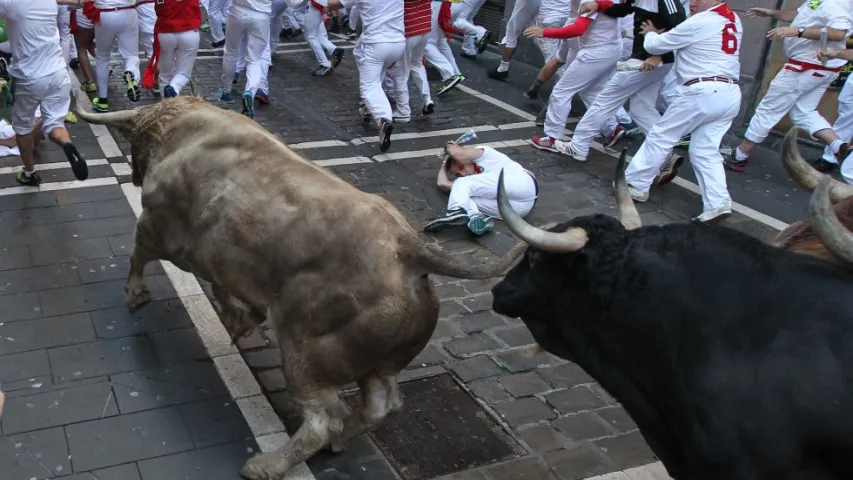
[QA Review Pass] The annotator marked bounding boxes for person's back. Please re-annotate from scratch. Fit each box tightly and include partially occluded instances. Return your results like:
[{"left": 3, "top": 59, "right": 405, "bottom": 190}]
[
  {"left": 352, "top": 0, "right": 405, "bottom": 44},
  {"left": 670, "top": 4, "right": 741, "bottom": 85},
  {"left": 0, "top": 0, "right": 65, "bottom": 81}
]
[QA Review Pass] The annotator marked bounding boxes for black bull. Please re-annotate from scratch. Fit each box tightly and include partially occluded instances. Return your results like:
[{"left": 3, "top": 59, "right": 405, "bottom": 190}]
[{"left": 490, "top": 152, "right": 853, "bottom": 480}]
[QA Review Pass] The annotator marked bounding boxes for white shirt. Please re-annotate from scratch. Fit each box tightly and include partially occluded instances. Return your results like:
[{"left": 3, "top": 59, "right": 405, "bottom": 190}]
[
  {"left": 232, "top": 0, "right": 273, "bottom": 14},
  {"left": 340, "top": 0, "right": 404, "bottom": 44},
  {"left": 0, "top": 0, "right": 66, "bottom": 80},
  {"left": 95, "top": 0, "right": 136, "bottom": 8},
  {"left": 643, "top": 3, "right": 742, "bottom": 86},
  {"left": 539, "top": 0, "right": 573, "bottom": 23},
  {"left": 474, "top": 147, "right": 533, "bottom": 178},
  {"left": 786, "top": 0, "right": 853, "bottom": 69},
  {"left": 576, "top": 9, "right": 621, "bottom": 53}
]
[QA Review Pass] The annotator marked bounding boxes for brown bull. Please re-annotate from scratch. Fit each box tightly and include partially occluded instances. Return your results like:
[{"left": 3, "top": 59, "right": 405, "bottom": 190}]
[
  {"left": 73, "top": 94, "right": 523, "bottom": 480},
  {"left": 774, "top": 127, "right": 853, "bottom": 267}
]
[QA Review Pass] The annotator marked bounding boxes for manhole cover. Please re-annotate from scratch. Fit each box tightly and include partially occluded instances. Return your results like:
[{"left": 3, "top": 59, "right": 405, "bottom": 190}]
[{"left": 342, "top": 373, "right": 526, "bottom": 480}]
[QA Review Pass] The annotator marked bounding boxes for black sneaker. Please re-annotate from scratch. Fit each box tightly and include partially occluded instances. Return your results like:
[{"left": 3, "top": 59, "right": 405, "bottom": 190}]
[
  {"left": 810, "top": 158, "right": 838, "bottom": 173},
  {"left": 836, "top": 143, "right": 851, "bottom": 163},
  {"left": 331, "top": 48, "right": 345, "bottom": 68},
  {"left": 524, "top": 85, "right": 539, "bottom": 99},
  {"left": 163, "top": 85, "right": 177, "bottom": 98},
  {"left": 379, "top": 119, "right": 393, "bottom": 153},
  {"left": 476, "top": 31, "right": 492, "bottom": 54},
  {"left": 487, "top": 67, "right": 508, "bottom": 81},
  {"left": 16, "top": 170, "right": 41, "bottom": 186},
  {"left": 212, "top": 39, "right": 225, "bottom": 48},
  {"left": 279, "top": 28, "right": 293, "bottom": 39},
  {"left": 422, "top": 99, "right": 435, "bottom": 115},
  {"left": 423, "top": 208, "right": 469, "bottom": 233},
  {"left": 63, "top": 142, "right": 89, "bottom": 180},
  {"left": 124, "top": 71, "right": 140, "bottom": 102}
]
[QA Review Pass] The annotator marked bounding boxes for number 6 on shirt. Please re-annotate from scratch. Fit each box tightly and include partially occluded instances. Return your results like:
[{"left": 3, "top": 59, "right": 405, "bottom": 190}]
[{"left": 722, "top": 23, "right": 737, "bottom": 54}]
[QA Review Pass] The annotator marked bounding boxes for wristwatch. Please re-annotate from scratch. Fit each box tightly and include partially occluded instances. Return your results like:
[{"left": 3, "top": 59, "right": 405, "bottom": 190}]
[{"left": 798, "top": 27, "right": 805, "bottom": 37}]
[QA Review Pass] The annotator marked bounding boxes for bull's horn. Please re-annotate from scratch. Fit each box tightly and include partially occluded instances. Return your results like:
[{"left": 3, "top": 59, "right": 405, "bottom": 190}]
[
  {"left": 497, "top": 169, "right": 588, "bottom": 253},
  {"left": 613, "top": 148, "right": 642, "bottom": 230},
  {"left": 809, "top": 174, "right": 853, "bottom": 265},
  {"left": 73, "top": 87, "right": 138, "bottom": 124},
  {"left": 781, "top": 126, "right": 853, "bottom": 202}
]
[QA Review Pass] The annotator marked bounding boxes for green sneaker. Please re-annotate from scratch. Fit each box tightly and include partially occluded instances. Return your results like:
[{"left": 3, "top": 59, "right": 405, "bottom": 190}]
[
  {"left": 124, "top": 71, "right": 140, "bottom": 102},
  {"left": 201, "top": 20, "right": 210, "bottom": 31},
  {"left": 92, "top": 97, "right": 109, "bottom": 112},
  {"left": 467, "top": 215, "right": 494, "bottom": 236},
  {"left": 16, "top": 170, "right": 41, "bottom": 186}
]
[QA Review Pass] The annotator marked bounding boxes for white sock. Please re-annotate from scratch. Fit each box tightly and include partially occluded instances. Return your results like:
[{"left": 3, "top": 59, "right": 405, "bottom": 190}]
[
  {"left": 830, "top": 139, "right": 843, "bottom": 154},
  {"left": 735, "top": 147, "right": 749, "bottom": 162},
  {"left": 23, "top": 168, "right": 34, "bottom": 177},
  {"left": 497, "top": 61, "right": 510, "bottom": 73}
]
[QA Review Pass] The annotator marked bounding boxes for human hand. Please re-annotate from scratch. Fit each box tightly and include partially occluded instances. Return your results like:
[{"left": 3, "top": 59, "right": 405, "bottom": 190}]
[
  {"left": 524, "top": 26, "right": 545, "bottom": 38},
  {"left": 747, "top": 7, "right": 773, "bottom": 18},
  {"left": 767, "top": 26, "right": 798, "bottom": 39},
  {"left": 640, "top": 19, "right": 663, "bottom": 35},
  {"left": 579, "top": 1, "right": 598, "bottom": 15},
  {"left": 816, "top": 47, "right": 839, "bottom": 62},
  {"left": 639, "top": 56, "right": 662, "bottom": 71}
]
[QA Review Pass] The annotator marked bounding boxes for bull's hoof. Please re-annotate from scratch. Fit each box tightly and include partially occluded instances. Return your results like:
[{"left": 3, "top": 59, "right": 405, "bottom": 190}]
[
  {"left": 241, "top": 453, "right": 286, "bottom": 480},
  {"left": 125, "top": 283, "right": 152, "bottom": 310}
]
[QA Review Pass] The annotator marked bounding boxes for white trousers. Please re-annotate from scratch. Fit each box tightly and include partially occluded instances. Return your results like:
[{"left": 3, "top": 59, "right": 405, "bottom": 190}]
[
  {"left": 656, "top": 67, "right": 678, "bottom": 113},
  {"left": 533, "top": 14, "right": 568, "bottom": 64},
  {"left": 501, "top": 0, "right": 540, "bottom": 49},
  {"left": 626, "top": 82, "right": 741, "bottom": 212},
  {"left": 425, "top": 2, "right": 461, "bottom": 80},
  {"left": 451, "top": 0, "right": 487, "bottom": 56},
  {"left": 12, "top": 69, "right": 71, "bottom": 137},
  {"left": 94, "top": 9, "right": 141, "bottom": 98},
  {"left": 58, "top": 7, "right": 78, "bottom": 63},
  {"left": 269, "top": 0, "right": 291, "bottom": 52},
  {"left": 824, "top": 79, "right": 853, "bottom": 177},
  {"left": 545, "top": 49, "right": 620, "bottom": 140},
  {"left": 744, "top": 65, "right": 838, "bottom": 143},
  {"left": 448, "top": 163, "right": 537, "bottom": 218},
  {"left": 137, "top": 3, "right": 156, "bottom": 58},
  {"left": 568, "top": 64, "right": 672, "bottom": 157},
  {"left": 305, "top": 5, "right": 336, "bottom": 67},
  {"left": 220, "top": 5, "right": 270, "bottom": 96},
  {"left": 209, "top": 0, "right": 232, "bottom": 43},
  {"left": 354, "top": 41, "right": 406, "bottom": 126},
  {"left": 398, "top": 33, "right": 432, "bottom": 116},
  {"left": 281, "top": 6, "right": 301, "bottom": 30},
  {"left": 158, "top": 30, "right": 200, "bottom": 95}
]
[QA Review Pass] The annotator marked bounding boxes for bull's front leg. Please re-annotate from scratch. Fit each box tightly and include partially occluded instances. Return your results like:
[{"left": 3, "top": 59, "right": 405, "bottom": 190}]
[{"left": 125, "top": 213, "right": 158, "bottom": 310}]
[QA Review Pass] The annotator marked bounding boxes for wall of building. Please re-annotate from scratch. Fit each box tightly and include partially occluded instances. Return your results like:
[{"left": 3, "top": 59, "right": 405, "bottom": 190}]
[{"left": 483, "top": 0, "right": 849, "bottom": 139}]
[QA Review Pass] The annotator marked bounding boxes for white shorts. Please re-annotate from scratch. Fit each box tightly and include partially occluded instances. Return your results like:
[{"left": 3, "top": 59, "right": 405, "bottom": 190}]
[
  {"left": 76, "top": 11, "right": 93, "bottom": 30},
  {"left": 12, "top": 69, "right": 71, "bottom": 137}
]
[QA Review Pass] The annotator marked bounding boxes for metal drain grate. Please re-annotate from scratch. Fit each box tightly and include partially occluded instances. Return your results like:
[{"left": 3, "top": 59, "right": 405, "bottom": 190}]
[{"left": 342, "top": 373, "right": 527, "bottom": 480}]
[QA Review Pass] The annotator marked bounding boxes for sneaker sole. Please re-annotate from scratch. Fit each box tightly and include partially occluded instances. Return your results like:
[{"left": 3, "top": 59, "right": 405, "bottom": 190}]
[
  {"left": 379, "top": 122, "right": 393, "bottom": 152},
  {"left": 331, "top": 50, "right": 345, "bottom": 68},
  {"left": 241, "top": 96, "right": 255, "bottom": 119},
  {"left": 124, "top": 72, "right": 141, "bottom": 102},
  {"left": 424, "top": 215, "right": 469, "bottom": 232},
  {"left": 603, "top": 129, "right": 625, "bottom": 149},
  {"left": 656, "top": 156, "right": 684, "bottom": 186},
  {"left": 693, "top": 211, "right": 731, "bottom": 225},
  {"left": 529, "top": 140, "right": 559, "bottom": 154},
  {"left": 437, "top": 77, "right": 462, "bottom": 95}
]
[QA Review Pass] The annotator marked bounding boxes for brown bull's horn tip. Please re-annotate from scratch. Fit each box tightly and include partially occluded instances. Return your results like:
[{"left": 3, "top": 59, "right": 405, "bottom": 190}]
[
  {"left": 781, "top": 126, "right": 853, "bottom": 202},
  {"left": 497, "top": 168, "right": 588, "bottom": 253},
  {"left": 809, "top": 174, "right": 853, "bottom": 265},
  {"left": 613, "top": 149, "right": 642, "bottom": 230}
]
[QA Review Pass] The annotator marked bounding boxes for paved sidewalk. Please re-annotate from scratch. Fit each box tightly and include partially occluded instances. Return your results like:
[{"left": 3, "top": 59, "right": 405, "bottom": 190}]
[{"left": 0, "top": 20, "right": 828, "bottom": 480}]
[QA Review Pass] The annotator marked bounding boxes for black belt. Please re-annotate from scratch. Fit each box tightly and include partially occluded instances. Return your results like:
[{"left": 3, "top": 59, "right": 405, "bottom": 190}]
[
  {"left": 528, "top": 171, "right": 539, "bottom": 207},
  {"left": 683, "top": 76, "right": 739, "bottom": 87}
]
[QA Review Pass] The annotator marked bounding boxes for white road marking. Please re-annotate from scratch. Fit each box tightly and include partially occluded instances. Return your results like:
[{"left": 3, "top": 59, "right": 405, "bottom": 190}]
[
  {"left": 457, "top": 85, "right": 790, "bottom": 231},
  {"left": 0, "top": 159, "right": 108, "bottom": 176},
  {"left": 37, "top": 177, "right": 118, "bottom": 192},
  {"left": 66, "top": 67, "right": 318, "bottom": 479},
  {"left": 193, "top": 45, "right": 355, "bottom": 61},
  {"left": 110, "top": 162, "right": 133, "bottom": 177},
  {"left": 290, "top": 140, "right": 349, "bottom": 149},
  {"left": 314, "top": 156, "right": 372, "bottom": 167}
]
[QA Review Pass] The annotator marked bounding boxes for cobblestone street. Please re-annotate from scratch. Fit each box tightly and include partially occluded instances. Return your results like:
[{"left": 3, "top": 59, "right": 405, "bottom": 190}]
[{"left": 0, "top": 19, "right": 840, "bottom": 480}]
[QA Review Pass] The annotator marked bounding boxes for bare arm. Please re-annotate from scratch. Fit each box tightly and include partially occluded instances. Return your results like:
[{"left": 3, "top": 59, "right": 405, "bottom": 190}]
[
  {"left": 446, "top": 144, "right": 483, "bottom": 163},
  {"left": 768, "top": 26, "right": 849, "bottom": 42},
  {"left": 818, "top": 47, "right": 853, "bottom": 62},
  {"left": 436, "top": 161, "right": 453, "bottom": 192},
  {"left": 748, "top": 8, "right": 798, "bottom": 22}
]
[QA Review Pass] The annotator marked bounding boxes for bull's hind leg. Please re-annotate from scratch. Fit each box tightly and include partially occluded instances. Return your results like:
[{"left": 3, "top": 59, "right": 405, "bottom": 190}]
[
  {"left": 125, "top": 211, "right": 158, "bottom": 309},
  {"left": 241, "top": 388, "right": 341, "bottom": 480},
  {"left": 328, "top": 373, "right": 403, "bottom": 453}
]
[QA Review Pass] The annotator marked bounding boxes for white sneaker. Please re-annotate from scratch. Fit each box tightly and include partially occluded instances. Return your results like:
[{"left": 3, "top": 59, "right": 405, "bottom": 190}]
[
  {"left": 692, "top": 203, "right": 732, "bottom": 224},
  {"left": 555, "top": 140, "right": 588, "bottom": 162}
]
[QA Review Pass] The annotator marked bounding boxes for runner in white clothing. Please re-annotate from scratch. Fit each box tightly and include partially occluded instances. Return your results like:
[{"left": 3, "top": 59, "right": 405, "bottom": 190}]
[
  {"left": 0, "top": 0, "right": 89, "bottom": 186},
  {"left": 215, "top": 0, "right": 272, "bottom": 119},
  {"left": 424, "top": 144, "right": 538, "bottom": 236},
  {"left": 624, "top": 0, "right": 742, "bottom": 224},
  {"left": 92, "top": 0, "right": 143, "bottom": 112},
  {"left": 327, "top": 0, "right": 405, "bottom": 152},
  {"left": 486, "top": 0, "right": 540, "bottom": 80},
  {"left": 814, "top": 43, "right": 853, "bottom": 178},
  {"left": 722, "top": 1, "right": 853, "bottom": 173}
]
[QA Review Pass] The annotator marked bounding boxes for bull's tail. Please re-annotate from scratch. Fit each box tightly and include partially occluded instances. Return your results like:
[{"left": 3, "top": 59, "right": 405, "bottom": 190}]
[
  {"left": 411, "top": 241, "right": 526, "bottom": 279},
  {"left": 73, "top": 86, "right": 139, "bottom": 125}
]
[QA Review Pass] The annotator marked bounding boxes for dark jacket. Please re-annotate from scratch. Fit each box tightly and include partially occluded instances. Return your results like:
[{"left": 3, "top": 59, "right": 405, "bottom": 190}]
[{"left": 600, "top": 0, "right": 687, "bottom": 64}]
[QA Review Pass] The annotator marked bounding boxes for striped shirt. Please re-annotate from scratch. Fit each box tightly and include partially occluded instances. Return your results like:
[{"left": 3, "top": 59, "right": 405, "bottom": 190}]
[{"left": 404, "top": 0, "right": 431, "bottom": 37}]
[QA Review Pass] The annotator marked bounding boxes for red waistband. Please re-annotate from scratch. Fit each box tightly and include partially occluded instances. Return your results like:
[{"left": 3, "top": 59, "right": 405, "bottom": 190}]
[{"left": 785, "top": 58, "right": 841, "bottom": 73}]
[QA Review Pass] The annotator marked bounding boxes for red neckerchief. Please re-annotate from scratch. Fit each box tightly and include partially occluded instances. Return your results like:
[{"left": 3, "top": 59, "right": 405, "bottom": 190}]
[
  {"left": 710, "top": 2, "right": 735, "bottom": 21},
  {"left": 474, "top": 165, "right": 483, "bottom": 174}
]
